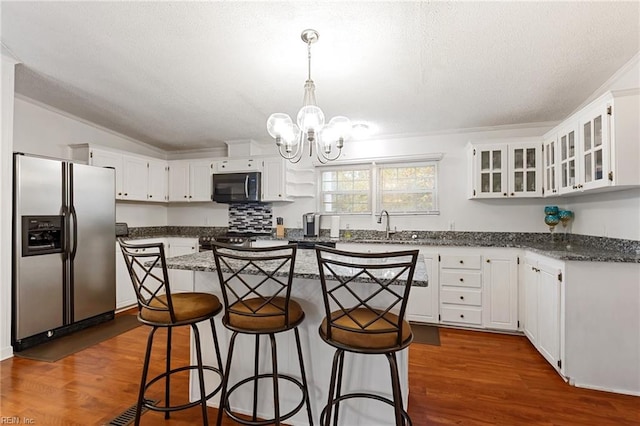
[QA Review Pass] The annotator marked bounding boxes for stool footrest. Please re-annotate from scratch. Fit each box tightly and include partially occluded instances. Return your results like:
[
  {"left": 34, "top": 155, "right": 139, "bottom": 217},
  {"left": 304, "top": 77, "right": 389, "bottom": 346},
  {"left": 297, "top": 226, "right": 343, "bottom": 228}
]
[
  {"left": 223, "top": 373, "right": 308, "bottom": 425},
  {"left": 143, "top": 365, "right": 223, "bottom": 413},
  {"left": 320, "top": 392, "right": 412, "bottom": 426}
]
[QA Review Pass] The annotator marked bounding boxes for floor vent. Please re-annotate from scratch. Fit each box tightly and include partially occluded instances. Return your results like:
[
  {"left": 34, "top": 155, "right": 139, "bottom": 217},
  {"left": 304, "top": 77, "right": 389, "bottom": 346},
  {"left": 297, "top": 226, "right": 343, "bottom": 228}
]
[{"left": 106, "top": 399, "right": 158, "bottom": 426}]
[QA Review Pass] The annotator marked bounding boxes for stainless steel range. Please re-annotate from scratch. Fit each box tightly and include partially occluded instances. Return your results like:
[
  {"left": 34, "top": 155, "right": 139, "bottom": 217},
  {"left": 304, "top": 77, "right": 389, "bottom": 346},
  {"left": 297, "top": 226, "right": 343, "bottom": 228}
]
[{"left": 199, "top": 232, "right": 271, "bottom": 251}]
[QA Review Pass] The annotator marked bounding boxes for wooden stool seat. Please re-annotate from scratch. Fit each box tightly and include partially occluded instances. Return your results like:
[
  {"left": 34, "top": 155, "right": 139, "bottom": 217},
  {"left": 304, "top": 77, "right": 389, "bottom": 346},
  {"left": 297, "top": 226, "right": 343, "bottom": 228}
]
[{"left": 320, "top": 308, "right": 413, "bottom": 350}]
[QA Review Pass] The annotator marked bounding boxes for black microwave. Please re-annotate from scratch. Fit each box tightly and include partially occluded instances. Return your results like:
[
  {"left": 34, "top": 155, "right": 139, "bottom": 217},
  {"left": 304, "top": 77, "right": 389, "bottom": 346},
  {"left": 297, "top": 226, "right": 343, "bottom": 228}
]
[{"left": 211, "top": 172, "right": 261, "bottom": 203}]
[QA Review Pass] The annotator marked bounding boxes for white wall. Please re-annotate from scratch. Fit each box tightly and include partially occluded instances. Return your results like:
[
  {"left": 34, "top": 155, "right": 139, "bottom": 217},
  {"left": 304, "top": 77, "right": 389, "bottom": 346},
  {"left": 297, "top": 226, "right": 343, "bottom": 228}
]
[{"left": 1, "top": 54, "right": 19, "bottom": 360}]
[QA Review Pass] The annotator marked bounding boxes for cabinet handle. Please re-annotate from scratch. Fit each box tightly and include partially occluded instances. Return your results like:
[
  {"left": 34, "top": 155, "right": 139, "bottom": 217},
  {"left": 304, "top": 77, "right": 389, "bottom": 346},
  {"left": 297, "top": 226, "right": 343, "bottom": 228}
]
[
  {"left": 460, "top": 314, "right": 465, "bottom": 319},
  {"left": 510, "top": 192, "right": 514, "bottom": 196},
  {"left": 124, "top": 193, "right": 128, "bottom": 196},
  {"left": 118, "top": 192, "right": 122, "bottom": 196},
  {"left": 149, "top": 195, "right": 152, "bottom": 198},
  {"left": 459, "top": 260, "right": 464, "bottom": 264},
  {"left": 184, "top": 195, "right": 187, "bottom": 198},
  {"left": 459, "top": 278, "right": 464, "bottom": 282},
  {"left": 486, "top": 259, "right": 490, "bottom": 263},
  {"left": 189, "top": 196, "right": 192, "bottom": 199},
  {"left": 460, "top": 296, "right": 464, "bottom": 300},
  {"left": 503, "top": 193, "right": 507, "bottom": 196}
]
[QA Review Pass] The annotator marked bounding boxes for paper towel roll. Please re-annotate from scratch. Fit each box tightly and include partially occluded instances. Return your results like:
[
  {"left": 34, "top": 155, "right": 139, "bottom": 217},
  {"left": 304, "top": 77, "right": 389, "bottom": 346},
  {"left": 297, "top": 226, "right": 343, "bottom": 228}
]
[{"left": 330, "top": 215, "right": 340, "bottom": 238}]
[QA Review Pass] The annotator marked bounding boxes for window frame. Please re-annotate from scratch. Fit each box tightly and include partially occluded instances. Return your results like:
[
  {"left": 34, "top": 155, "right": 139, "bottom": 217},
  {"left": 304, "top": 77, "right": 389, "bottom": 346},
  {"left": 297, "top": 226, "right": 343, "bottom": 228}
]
[{"left": 316, "top": 160, "right": 440, "bottom": 216}]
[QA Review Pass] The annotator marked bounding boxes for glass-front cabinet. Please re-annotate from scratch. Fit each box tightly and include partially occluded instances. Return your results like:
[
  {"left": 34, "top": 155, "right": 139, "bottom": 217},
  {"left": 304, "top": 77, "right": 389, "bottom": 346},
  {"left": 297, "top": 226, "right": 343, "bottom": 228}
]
[
  {"left": 543, "top": 134, "right": 558, "bottom": 196},
  {"left": 557, "top": 125, "right": 578, "bottom": 194},
  {"left": 579, "top": 103, "right": 610, "bottom": 191},
  {"left": 469, "top": 141, "right": 542, "bottom": 199}
]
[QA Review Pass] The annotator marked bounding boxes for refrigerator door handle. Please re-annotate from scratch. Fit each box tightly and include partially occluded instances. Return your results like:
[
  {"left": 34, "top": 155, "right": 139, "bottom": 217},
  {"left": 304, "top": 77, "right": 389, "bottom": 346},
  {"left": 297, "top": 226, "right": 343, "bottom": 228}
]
[
  {"left": 70, "top": 205, "right": 78, "bottom": 260},
  {"left": 61, "top": 206, "right": 70, "bottom": 262}
]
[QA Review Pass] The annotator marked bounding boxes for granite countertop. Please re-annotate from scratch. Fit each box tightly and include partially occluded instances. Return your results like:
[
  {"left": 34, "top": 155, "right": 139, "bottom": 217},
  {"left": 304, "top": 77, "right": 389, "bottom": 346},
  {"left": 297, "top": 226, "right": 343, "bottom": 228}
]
[
  {"left": 124, "top": 227, "right": 640, "bottom": 263},
  {"left": 163, "top": 248, "right": 429, "bottom": 287}
]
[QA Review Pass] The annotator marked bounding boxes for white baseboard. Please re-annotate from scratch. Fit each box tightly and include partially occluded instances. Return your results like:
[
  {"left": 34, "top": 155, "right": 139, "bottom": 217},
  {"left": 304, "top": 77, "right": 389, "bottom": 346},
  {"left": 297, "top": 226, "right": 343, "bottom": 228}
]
[{"left": 1, "top": 345, "right": 14, "bottom": 361}]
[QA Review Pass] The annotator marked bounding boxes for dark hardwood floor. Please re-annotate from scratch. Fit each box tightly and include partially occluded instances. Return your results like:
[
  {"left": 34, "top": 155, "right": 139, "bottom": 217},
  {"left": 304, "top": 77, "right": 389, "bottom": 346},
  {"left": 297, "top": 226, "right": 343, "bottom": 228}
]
[{"left": 1, "top": 315, "right": 638, "bottom": 425}]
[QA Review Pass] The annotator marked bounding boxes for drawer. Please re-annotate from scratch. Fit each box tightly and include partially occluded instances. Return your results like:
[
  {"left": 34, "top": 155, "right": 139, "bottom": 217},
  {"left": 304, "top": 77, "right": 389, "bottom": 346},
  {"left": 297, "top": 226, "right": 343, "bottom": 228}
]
[
  {"left": 440, "top": 306, "right": 483, "bottom": 326},
  {"left": 440, "top": 270, "right": 482, "bottom": 288},
  {"left": 441, "top": 288, "right": 482, "bottom": 306},
  {"left": 440, "top": 254, "right": 482, "bottom": 270}
]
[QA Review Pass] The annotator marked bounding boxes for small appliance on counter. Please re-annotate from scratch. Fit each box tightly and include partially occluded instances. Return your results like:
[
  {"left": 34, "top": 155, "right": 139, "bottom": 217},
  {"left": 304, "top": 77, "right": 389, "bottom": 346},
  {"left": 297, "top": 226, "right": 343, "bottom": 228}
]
[
  {"left": 115, "top": 222, "right": 129, "bottom": 237},
  {"left": 303, "top": 212, "right": 320, "bottom": 237}
]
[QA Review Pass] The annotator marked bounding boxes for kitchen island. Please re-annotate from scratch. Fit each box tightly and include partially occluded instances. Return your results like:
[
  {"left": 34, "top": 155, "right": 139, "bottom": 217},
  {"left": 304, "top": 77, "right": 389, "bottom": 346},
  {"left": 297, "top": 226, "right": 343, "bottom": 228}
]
[{"left": 164, "top": 247, "right": 428, "bottom": 426}]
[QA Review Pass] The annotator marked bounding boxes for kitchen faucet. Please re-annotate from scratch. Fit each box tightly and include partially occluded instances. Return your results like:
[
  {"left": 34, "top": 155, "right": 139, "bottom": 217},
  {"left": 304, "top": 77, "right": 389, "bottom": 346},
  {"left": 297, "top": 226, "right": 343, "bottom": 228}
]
[{"left": 377, "top": 209, "right": 394, "bottom": 238}]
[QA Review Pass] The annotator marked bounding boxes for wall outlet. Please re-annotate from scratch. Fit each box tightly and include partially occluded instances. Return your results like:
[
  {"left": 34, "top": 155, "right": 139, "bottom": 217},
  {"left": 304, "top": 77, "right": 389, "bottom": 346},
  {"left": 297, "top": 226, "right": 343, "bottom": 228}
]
[{"left": 449, "top": 221, "right": 455, "bottom": 231}]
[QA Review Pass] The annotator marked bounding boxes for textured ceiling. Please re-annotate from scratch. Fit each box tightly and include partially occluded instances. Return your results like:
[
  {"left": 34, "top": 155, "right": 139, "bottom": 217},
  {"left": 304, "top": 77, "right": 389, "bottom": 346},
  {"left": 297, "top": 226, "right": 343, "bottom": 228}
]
[{"left": 2, "top": 1, "right": 639, "bottom": 152}]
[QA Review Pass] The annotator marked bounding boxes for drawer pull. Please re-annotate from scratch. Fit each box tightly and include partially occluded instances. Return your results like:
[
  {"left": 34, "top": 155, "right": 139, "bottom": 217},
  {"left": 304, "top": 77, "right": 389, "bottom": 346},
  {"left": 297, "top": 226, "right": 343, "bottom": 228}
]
[
  {"left": 459, "top": 278, "right": 464, "bottom": 282},
  {"left": 460, "top": 296, "right": 464, "bottom": 300},
  {"left": 460, "top": 314, "right": 465, "bottom": 318},
  {"left": 459, "top": 260, "right": 464, "bottom": 264}
]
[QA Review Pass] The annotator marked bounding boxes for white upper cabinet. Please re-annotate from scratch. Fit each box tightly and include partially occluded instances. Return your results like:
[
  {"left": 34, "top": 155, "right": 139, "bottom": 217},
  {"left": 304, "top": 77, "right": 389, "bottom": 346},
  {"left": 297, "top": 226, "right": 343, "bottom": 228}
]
[
  {"left": 261, "top": 157, "right": 289, "bottom": 202},
  {"left": 122, "top": 156, "right": 148, "bottom": 201},
  {"left": 213, "top": 158, "right": 259, "bottom": 173},
  {"left": 469, "top": 141, "right": 542, "bottom": 198},
  {"left": 168, "top": 160, "right": 213, "bottom": 202},
  {"left": 70, "top": 144, "right": 167, "bottom": 202},
  {"left": 147, "top": 159, "right": 168, "bottom": 202},
  {"left": 542, "top": 134, "right": 559, "bottom": 196},
  {"left": 543, "top": 89, "right": 640, "bottom": 196}
]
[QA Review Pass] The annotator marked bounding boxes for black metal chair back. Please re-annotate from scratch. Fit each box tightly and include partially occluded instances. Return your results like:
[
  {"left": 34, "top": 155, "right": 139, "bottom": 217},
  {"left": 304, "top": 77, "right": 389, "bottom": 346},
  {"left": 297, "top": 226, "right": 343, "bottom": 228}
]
[
  {"left": 315, "top": 245, "right": 419, "bottom": 348},
  {"left": 211, "top": 242, "right": 299, "bottom": 331},
  {"left": 118, "top": 238, "right": 177, "bottom": 324}
]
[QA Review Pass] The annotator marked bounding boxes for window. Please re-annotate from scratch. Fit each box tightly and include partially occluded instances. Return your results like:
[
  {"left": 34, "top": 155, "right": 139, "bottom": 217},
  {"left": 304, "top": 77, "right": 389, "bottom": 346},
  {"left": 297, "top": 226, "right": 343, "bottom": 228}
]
[
  {"left": 320, "top": 167, "right": 371, "bottom": 213},
  {"left": 318, "top": 160, "right": 439, "bottom": 215}
]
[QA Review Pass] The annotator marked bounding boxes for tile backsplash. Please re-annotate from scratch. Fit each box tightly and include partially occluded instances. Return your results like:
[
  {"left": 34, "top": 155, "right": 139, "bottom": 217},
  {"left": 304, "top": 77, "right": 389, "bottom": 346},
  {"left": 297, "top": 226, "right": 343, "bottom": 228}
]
[{"left": 228, "top": 202, "right": 273, "bottom": 233}]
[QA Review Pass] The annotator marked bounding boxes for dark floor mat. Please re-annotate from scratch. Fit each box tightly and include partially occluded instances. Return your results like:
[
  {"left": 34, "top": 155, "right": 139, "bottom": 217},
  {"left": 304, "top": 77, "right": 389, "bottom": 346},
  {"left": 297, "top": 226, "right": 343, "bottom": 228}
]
[
  {"left": 410, "top": 322, "right": 441, "bottom": 346},
  {"left": 14, "top": 315, "right": 141, "bottom": 362}
]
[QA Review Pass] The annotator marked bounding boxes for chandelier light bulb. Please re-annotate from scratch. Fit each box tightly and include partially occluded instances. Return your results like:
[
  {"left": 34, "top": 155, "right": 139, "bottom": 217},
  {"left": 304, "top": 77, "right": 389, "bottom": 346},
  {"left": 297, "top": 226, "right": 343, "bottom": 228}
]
[
  {"left": 297, "top": 105, "right": 325, "bottom": 132},
  {"left": 267, "top": 113, "right": 293, "bottom": 144}
]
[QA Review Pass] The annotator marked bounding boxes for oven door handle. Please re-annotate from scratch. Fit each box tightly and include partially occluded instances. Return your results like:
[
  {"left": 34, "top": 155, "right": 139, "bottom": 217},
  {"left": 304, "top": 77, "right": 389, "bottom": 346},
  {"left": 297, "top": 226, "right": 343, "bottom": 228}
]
[{"left": 244, "top": 175, "right": 249, "bottom": 198}]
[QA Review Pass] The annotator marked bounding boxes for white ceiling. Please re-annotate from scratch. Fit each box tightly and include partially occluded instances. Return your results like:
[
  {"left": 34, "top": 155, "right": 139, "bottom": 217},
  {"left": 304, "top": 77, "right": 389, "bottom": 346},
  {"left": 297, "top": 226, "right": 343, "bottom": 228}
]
[{"left": 2, "top": 1, "right": 639, "bottom": 152}]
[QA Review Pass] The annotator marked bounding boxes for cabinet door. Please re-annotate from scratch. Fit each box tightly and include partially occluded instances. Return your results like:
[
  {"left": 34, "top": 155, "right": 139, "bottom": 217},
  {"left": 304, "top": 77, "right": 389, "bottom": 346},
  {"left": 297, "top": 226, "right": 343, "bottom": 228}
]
[
  {"left": 558, "top": 126, "right": 579, "bottom": 194},
  {"left": 90, "top": 148, "right": 123, "bottom": 199},
  {"left": 122, "top": 156, "right": 149, "bottom": 201},
  {"left": 148, "top": 159, "right": 168, "bottom": 202},
  {"left": 406, "top": 252, "right": 439, "bottom": 324},
  {"left": 115, "top": 243, "right": 137, "bottom": 310},
  {"left": 482, "top": 254, "right": 518, "bottom": 330},
  {"left": 473, "top": 144, "right": 508, "bottom": 197},
  {"left": 262, "top": 157, "right": 286, "bottom": 201},
  {"left": 543, "top": 135, "right": 558, "bottom": 196},
  {"left": 189, "top": 161, "right": 213, "bottom": 201},
  {"left": 168, "top": 161, "right": 190, "bottom": 201},
  {"left": 579, "top": 103, "right": 611, "bottom": 191},
  {"left": 537, "top": 262, "right": 562, "bottom": 369},
  {"left": 522, "top": 260, "right": 538, "bottom": 344},
  {"left": 167, "top": 238, "right": 197, "bottom": 293},
  {"left": 508, "top": 143, "right": 541, "bottom": 197},
  {"left": 215, "top": 158, "right": 259, "bottom": 173}
]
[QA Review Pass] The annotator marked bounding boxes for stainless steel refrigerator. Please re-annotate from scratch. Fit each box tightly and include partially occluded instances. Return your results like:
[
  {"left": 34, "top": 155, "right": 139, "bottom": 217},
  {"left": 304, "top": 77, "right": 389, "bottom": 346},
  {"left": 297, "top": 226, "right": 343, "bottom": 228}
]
[{"left": 12, "top": 153, "right": 116, "bottom": 351}]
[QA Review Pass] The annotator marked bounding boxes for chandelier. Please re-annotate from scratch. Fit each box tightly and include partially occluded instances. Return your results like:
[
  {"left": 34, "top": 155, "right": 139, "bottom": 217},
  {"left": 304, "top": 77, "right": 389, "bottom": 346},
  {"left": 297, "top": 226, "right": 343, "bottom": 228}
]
[{"left": 267, "top": 29, "right": 351, "bottom": 164}]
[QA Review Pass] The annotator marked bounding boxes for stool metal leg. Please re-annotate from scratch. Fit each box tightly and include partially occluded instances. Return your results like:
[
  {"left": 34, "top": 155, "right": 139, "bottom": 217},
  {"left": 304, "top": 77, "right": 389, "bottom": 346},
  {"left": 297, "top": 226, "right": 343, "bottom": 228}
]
[
  {"left": 253, "top": 334, "right": 260, "bottom": 421},
  {"left": 217, "top": 331, "right": 238, "bottom": 426},
  {"left": 387, "top": 352, "right": 409, "bottom": 426},
  {"left": 323, "top": 349, "right": 343, "bottom": 426},
  {"left": 210, "top": 318, "right": 224, "bottom": 377},
  {"left": 135, "top": 327, "right": 157, "bottom": 426},
  {"left": 332, "top": 351, "right": 345, "bottom": 426},
  {"left": 192, "top": 323, "right": 209, "bottom": 425},
  {"left": 165, "top": 327, "right": 172, "bottom": 419},
  {"left": 269, "top": 333, "right": 281, "bottom": 425},
  {"left": 294, "top": 327, "right": 314, "bottom": 426}
]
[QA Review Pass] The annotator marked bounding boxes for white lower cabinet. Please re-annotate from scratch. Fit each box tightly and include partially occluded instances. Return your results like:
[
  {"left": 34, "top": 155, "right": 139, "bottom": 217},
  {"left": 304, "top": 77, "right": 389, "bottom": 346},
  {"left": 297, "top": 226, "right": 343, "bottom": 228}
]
[
  {"left": 439, "top": 253, "right": 483, "bottom": 328},
  {"left": 522, "top": 253, "right": 564, "bottom": 374},
  {"left": 166, "top": 237, "right": 198, "bottom": 293},
  {"left": 115, "top": 238, "right": 166, "bottom": 310},
  {"left": 406, "top": 250, "right": 439, "bottom": 324},
  {"left": 482, "top": 252, "right": 518, "bottom": 331}
]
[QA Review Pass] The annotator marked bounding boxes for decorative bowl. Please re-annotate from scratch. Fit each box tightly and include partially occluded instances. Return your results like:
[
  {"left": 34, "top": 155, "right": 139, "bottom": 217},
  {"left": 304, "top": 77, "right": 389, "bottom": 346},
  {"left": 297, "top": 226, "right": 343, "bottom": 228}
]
[{"left": 544, "top": 205, "right": 559, "bottom": 215}]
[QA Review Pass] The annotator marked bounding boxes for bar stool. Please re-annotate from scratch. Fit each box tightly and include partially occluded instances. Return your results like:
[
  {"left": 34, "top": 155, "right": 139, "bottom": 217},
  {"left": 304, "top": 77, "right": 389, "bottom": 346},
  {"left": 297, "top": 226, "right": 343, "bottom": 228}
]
[
  {"left": 211, "top": 242, "right": 314, "bottom": 426},
  {"left": 315, "top": 246, "right": 419, "bottom": 426},
  {"left": 118, "top": 239, "right": 224, "bottom": 426}
]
